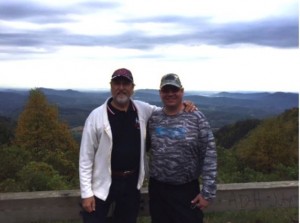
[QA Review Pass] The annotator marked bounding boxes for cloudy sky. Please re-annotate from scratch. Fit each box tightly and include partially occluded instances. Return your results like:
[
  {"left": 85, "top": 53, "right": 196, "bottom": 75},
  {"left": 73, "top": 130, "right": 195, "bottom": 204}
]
[{"left": 0, "top": 0, "right": 298, "bottom": 92}]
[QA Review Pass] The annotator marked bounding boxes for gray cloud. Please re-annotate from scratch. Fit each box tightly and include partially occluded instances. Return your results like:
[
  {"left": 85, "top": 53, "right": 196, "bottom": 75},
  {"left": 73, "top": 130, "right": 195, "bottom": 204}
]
[
  {"left": 0, "top": 0, "right": 298, "bottom": 58},
  {"left": 123, "top": 14, "right": 299, "bottom": 48},
  {"left": 205, "top": 17, "right": 298, "bottom": 48},
  {"left": 0, "top": 1, "right": 70, "bottom": 23},
  {"left": 0, "top": 0, "right": 118, "bottom": 22}
]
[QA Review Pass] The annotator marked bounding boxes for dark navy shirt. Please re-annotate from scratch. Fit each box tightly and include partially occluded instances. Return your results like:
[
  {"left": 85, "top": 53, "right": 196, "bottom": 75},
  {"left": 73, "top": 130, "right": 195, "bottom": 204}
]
[{"left": 107, "top": 98, "right": 141, "bottom": 171}]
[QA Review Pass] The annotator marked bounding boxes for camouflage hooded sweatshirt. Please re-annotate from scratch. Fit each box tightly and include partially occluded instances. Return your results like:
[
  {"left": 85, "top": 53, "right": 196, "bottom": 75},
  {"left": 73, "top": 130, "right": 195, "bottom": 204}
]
[{"left": 147, "top": 109, "right": 217, "bottom": 200}]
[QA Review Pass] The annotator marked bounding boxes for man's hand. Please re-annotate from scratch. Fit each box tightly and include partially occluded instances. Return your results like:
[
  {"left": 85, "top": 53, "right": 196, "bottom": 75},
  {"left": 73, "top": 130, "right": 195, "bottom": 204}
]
[
  {"left": 191, "top": 194, "right": 209, "bottom": 210},
  {"left": 183, "top": 101, "right": 198, "bottom": 112},
  {"left": 82, "top": 196, "right": 96, "bottom": 213}
]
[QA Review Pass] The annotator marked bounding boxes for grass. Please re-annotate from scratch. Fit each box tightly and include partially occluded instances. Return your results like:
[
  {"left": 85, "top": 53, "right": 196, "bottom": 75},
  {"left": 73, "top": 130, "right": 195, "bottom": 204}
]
[
  {"left": 203, "top": 208, "right": 299, "bottom": 223},
  {"left": 137, "top": 208, "right": 299, "bottom": 223},
  {"left": 36, "top": 208, "right": 299, "bottom": 223}
]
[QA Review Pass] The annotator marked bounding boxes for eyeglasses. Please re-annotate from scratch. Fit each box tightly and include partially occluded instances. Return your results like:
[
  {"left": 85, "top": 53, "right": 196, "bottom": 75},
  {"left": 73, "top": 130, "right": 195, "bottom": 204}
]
[
  {"left": 161, "top": 86, "right": 181, "bottom": 93},
  {"left": 111, "top": 79, "right": 132, "bottom": 86}
]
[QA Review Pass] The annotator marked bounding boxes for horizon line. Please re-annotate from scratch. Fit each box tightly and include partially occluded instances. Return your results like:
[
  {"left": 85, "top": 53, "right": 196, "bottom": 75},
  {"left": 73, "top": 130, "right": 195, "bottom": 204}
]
[{"left": 0, "top": 86, "right": 298, "bottom": 94}]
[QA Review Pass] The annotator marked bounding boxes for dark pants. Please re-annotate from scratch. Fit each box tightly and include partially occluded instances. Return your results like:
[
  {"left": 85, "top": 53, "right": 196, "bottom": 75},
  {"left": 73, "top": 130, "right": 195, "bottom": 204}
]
[
  {"left": 81, "top": 173, "right": 140, "bottom": 223},
  {"left": 149, "top": 178, "right": 203, "bottom": 223}
]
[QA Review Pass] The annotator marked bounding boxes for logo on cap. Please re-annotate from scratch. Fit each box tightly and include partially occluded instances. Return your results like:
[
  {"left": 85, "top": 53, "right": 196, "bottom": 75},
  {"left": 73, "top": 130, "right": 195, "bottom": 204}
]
[{"left": 111, "top": 68, "right": 134, "bottom": 82}]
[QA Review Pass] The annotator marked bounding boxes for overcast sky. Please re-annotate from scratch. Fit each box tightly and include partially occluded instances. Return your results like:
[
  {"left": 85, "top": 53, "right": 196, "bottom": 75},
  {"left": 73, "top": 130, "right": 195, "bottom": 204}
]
[{"left": 0, "top": 0, "right": 299, "bottom": 92}]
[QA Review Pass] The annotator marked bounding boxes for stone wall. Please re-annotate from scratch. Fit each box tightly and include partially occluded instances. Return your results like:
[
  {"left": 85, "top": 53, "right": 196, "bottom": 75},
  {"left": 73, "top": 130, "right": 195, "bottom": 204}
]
[{"left": 0, "top": 181, "right": 298, "bottom": 223}]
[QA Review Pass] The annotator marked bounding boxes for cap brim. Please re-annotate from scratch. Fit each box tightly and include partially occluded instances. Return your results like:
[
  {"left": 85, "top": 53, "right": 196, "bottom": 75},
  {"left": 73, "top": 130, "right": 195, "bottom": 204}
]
[
  {"left": 111, "top": 75, "right": 133, "bottom": 82},
  {"left": 160, "top": 82, "right": 182, "bottom": 89}
]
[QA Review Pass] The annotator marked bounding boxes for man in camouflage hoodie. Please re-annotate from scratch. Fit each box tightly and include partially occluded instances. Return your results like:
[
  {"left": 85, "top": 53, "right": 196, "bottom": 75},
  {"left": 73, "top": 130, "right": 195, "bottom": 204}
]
[{"left": 147, "top": 73, "right": 217, "bottom": 223}]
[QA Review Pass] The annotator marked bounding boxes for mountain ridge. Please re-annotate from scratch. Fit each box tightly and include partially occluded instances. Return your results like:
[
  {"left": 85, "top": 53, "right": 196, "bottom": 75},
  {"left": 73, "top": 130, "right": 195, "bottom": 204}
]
[{"left": 0, "top": 88, "right": 298, "bottom": 129}]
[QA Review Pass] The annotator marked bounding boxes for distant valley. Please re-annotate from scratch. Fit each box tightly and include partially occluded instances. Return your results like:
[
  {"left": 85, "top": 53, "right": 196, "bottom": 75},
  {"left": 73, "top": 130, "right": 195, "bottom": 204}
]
[{"left": 0, "top": 88, "right": 298, "bottom": 130}]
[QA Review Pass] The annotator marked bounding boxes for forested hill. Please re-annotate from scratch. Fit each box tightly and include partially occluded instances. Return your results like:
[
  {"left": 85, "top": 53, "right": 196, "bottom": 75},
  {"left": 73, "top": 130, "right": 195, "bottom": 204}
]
[
  {"left": 0, "top": 88, "right": 298, "bottom": 129},
  {"left": 216, "top": 107, "right": 298, "bottom": 183},
  {"left": 214, "top": 107, "right": 298, "bottom": 149}
]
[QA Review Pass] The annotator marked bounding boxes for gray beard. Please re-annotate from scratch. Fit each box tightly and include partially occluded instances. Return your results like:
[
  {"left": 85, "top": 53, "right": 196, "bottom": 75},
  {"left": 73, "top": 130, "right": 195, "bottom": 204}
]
[{"left": 115, "top": 95, "right": 130, "bottom": 105}]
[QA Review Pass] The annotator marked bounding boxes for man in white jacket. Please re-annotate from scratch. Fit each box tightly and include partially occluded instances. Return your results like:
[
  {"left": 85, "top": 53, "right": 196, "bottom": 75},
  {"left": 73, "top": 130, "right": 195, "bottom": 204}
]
[{"left": 79, "top": 68, "right": 157, "bottom": 223}]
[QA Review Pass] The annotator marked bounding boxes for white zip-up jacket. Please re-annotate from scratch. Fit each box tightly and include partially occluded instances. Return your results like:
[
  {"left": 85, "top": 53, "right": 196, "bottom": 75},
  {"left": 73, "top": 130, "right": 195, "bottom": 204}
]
[{"left": 79, "top": 98, "right": 157, "bottom": 200}]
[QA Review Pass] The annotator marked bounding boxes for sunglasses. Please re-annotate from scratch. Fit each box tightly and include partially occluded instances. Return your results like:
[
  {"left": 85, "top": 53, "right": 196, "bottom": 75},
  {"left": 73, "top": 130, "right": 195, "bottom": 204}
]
[{"left": 161, "top": 86, "right": 181, "bottom": 93}]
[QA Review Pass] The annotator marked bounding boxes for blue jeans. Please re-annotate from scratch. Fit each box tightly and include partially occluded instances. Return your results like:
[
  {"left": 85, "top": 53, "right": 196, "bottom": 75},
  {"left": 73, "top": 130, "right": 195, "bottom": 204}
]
[{"left": 81, "top": 173, "right": 140, "bottom": 223}]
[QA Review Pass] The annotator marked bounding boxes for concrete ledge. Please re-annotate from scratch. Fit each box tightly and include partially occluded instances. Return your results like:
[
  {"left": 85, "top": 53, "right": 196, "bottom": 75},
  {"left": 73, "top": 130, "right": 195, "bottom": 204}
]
[
  {"left": 207, "top": 181, "right": 299, "bottom": 212},
  {"left": 0, "top": 181, "right": 298, "bottom": 223}
]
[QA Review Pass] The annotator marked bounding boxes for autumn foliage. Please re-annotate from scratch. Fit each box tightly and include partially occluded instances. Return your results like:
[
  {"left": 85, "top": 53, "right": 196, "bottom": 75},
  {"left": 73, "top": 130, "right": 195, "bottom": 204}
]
[{"left": 0, "top": 89, "right": 79, "bottom": 191}]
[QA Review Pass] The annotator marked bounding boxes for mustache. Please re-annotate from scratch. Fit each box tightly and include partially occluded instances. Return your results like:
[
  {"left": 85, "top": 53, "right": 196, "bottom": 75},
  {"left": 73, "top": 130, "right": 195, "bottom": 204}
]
[{"left": 116, "top": 90, "right": 128, "bottom": 95}]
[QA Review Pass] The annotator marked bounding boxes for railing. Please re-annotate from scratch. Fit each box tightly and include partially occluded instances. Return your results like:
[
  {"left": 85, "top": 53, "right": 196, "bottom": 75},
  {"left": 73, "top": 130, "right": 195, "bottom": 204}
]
[{"left": 0, "top": 181, "right": 298, "bottom": 223}]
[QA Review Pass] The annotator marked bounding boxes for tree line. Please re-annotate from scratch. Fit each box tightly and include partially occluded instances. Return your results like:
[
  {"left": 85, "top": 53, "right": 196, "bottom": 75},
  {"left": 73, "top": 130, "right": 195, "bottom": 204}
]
[{"left": 0, "top": 89, "right": 298, "bottom": 192}]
